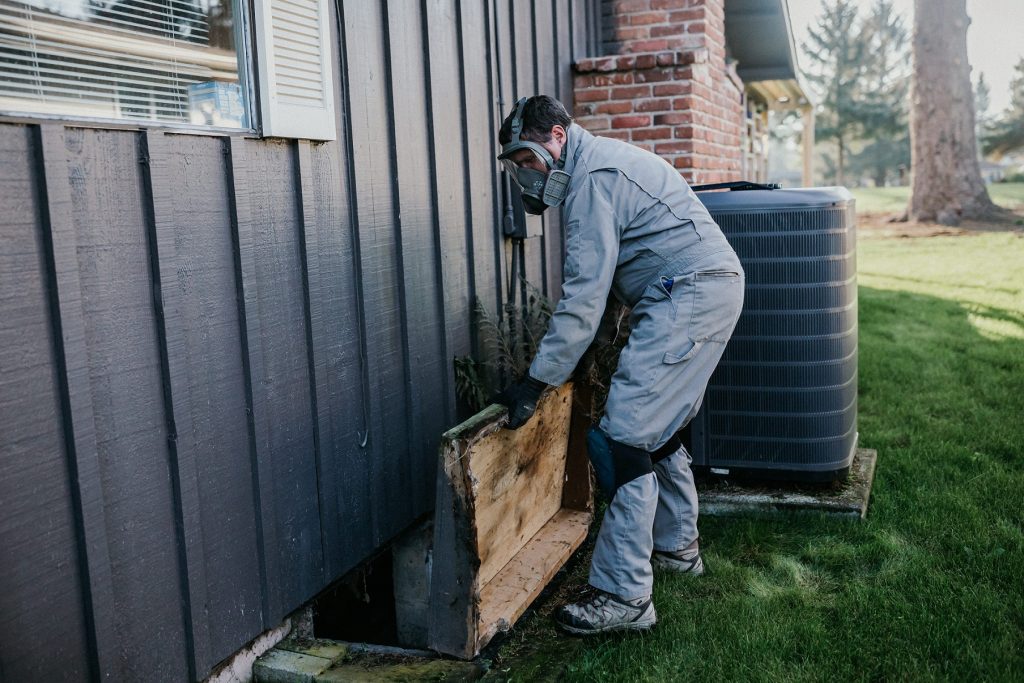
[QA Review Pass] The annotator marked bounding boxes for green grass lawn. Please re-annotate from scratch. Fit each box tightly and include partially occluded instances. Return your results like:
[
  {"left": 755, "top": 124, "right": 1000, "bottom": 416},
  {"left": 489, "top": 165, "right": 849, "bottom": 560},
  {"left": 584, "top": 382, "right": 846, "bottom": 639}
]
[
  {"left": 851, "top": 183, "right": 1024, "bottom": 214},
  {"left": 492, "top": 232, "right": 1024, "bottom": 682}
]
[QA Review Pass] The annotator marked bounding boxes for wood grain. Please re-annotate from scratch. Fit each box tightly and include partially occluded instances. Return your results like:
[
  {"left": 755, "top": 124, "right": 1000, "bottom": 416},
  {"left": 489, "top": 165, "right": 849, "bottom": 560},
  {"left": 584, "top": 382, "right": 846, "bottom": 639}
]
[
  {"left": 469, "top": 384, "right": 573, "bottom": 585},
  {"left": 477, "top": 508, "right": 590, "bottom": 645}
]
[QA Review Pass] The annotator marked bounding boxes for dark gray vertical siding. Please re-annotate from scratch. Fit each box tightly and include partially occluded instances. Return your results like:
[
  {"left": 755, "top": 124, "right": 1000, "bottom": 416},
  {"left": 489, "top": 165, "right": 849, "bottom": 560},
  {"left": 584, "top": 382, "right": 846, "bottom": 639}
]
[
  {"left": 458, "top": 0, "right": 504, "bottom": 329},
  {"left": 228, "top": 137, "right": 324, "bottom": 625},
  {"left": 341, "top": 0, "right": 408, "bottom": 550},
  {"left": 510, "top": 0, "right": 547, "bottom": 293},
  {"left": 64, "top": 127, "right": 191, "bottom": 680},
  {"left": 383, "top": 0, "right": 450, "bottom": 518},
  {"left": 535, "top": 0, "right": 565, "bottom": 301},
  {"left": 0, "top": 125, "right": 93, "bottom": 682},
  {"left": 0, "top": 1, "right": 602, "bottom": 679},
  {"left": 142, "top": 132, "right": 265, "bottom": 674},
  {"left": 425, "top": 0, "right": 474, "bottom": 364},
  {"left": 300, "top": 137, "right": 374, "bottom": 579}
]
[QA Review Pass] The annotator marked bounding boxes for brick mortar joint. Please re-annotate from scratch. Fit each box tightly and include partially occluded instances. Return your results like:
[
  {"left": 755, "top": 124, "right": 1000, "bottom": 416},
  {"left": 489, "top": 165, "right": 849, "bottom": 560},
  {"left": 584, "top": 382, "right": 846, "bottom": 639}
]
[{"left": 574, "top": 48, "right": 709, "bottom": 74}]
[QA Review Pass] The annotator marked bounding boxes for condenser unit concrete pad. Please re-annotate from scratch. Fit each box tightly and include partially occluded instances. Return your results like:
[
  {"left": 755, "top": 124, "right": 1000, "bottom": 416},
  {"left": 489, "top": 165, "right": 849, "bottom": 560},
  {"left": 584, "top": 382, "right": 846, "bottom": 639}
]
[{"left": 697, "top": 448, "right": 877, "bottom": 519}]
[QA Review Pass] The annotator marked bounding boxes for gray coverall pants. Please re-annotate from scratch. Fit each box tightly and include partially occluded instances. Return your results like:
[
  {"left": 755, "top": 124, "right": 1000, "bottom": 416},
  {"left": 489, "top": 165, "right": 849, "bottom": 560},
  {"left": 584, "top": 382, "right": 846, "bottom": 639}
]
[
  {"left": 590, "top": 264, "right": 744, "bottom": 600},
  {"left": 525, "top": 124, "right": 744, "bottom": 601}
]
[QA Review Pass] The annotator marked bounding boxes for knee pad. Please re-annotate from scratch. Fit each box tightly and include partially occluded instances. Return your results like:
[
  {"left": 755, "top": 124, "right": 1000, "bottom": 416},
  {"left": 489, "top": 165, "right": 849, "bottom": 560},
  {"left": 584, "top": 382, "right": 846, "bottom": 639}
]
[{"left": 586, "top": 428, "right": 653, "bottom": 499}]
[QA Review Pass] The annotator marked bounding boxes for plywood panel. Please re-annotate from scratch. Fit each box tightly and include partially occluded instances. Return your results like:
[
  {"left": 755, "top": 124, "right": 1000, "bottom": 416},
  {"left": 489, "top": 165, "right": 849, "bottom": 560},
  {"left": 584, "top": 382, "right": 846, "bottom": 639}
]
[
  {"left": 469, "top": 386, "right": 573, "bottom": 584},
  {"left": 477, "top": 508, "right": 589, "bottom": 643},
  {"left": 429, "top": 385, "right": 589, "bottom": 659}
]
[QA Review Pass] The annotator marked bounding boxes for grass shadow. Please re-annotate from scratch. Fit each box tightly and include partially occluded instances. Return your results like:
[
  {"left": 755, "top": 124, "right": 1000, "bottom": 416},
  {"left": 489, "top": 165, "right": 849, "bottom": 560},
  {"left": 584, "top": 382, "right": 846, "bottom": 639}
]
[{"left": 486, "top": 283, "right": 1024, "bottom": 682}]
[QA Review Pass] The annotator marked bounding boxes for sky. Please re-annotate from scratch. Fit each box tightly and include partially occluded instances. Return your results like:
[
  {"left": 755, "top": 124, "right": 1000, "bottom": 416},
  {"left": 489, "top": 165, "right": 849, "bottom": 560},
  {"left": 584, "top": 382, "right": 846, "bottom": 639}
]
[{"left": 787, "top": 0, "right": 1024, "bottom": 114}]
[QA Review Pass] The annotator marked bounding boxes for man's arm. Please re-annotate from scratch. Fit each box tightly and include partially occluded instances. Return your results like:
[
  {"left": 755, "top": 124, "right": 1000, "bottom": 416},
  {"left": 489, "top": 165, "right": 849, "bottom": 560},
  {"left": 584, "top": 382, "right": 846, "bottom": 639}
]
[{"left": 529, "top": 172, "right": 620, "bottom": 386}]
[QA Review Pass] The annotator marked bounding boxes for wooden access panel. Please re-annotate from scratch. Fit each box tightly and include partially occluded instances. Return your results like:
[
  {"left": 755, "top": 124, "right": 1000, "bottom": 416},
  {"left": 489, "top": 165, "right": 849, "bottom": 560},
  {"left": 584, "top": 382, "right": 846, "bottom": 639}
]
[{"left": 428, "top": 384, "right": 592, "bottom": 658}]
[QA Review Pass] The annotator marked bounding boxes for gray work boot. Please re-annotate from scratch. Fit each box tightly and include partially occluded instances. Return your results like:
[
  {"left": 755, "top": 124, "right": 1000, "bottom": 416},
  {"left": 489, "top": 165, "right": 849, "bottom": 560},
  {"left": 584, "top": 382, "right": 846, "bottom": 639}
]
[
  {"left": 651, "top": 538, "right": 705, "bottom": 576},
  {"left": 554, "top": 588, "right": 656, "bottom": 635}
]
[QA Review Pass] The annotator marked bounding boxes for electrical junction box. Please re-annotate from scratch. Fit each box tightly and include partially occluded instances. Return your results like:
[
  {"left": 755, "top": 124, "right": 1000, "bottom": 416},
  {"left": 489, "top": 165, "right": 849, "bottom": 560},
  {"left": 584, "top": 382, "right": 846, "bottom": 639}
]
[{"left": 503, "top": 187, "right": 545, "bottom": 239}]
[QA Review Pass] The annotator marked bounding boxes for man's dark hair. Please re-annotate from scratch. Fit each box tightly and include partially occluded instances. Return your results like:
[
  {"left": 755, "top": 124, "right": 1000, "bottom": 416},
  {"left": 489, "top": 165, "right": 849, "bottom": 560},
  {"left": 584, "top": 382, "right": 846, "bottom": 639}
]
[{"left": 499, "top": 95, "right": 572, "bottom": 145}]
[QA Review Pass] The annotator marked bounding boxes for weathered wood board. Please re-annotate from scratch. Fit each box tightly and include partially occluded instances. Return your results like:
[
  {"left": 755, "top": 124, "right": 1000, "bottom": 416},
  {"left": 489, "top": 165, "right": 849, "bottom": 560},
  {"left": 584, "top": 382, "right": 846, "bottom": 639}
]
[{"left": 428, "top": 384, "right": 592, "bottom": 658}]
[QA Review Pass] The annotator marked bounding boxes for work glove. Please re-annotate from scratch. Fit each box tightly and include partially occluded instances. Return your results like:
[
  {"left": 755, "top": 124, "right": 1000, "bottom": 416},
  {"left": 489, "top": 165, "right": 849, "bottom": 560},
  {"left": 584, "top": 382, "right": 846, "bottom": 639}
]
[{"left": 495, "top": 375, "right": 549, "bottom": 430}]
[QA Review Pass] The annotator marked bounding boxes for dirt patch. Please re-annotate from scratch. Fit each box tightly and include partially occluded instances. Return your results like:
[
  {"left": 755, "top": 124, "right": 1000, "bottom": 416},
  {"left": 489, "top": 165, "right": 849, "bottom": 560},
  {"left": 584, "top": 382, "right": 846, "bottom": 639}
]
[{"left": 858, "top": 211, "right": 1024, "bottom": 238}]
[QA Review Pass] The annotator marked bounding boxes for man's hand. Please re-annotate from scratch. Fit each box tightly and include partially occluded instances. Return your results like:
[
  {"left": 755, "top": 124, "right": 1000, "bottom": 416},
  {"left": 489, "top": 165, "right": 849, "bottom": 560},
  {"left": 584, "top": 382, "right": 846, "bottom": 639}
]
[{"left": 495, "top": 375, "right": 549, "bottom": 430}]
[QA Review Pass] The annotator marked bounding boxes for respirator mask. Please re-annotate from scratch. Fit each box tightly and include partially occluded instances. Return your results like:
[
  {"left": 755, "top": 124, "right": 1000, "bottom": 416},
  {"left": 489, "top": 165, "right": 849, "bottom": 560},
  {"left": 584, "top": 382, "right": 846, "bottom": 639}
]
[{"left": 498, "top": 98, "right": 571, "bottom": 215}]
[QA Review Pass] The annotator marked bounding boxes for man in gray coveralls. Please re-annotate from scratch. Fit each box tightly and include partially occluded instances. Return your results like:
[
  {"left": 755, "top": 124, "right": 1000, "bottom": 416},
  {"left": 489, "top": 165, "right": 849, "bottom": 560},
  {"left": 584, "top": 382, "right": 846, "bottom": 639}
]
[{"left": 496, "top": 95, "right": 745, "bottom": 635}]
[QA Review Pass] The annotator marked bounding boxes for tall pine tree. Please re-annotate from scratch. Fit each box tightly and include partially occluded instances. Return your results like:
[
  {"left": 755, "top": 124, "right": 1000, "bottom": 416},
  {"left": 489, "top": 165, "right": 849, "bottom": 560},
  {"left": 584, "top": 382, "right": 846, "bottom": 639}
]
[
  {"left": 850, "top": 0, "right": 911, "bottom": 186},
  {"left": 983, "top": 58, "right": 1024, "bottom": 156},
  {"left": 802, "top": 0, "right": 870, "bottom": 185}
]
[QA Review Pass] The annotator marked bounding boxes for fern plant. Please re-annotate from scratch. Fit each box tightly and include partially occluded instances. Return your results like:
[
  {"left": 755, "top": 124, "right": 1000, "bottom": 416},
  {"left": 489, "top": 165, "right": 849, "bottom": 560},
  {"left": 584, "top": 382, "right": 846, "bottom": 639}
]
[{"left": 453, "top": 280, "right": 632, "bottom": 423}]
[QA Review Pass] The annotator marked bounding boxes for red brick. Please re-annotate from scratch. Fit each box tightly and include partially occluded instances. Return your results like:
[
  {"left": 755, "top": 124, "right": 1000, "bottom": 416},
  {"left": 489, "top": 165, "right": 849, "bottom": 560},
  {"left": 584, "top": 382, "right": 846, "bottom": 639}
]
[
  {"left": 656, "top": 140, "right": 694, "bottom": 154},
  {"left": 672, "top": 97, "right": 694, "bottom": 110},
  {"left": 634, "top": 68, "right": 675, "bottom": 83},
  {"left": 634, "top": 54, "right": 658, "bottom": 69},
  {"left": 654, "top": 82, "right": 690, "bottom": 96},
  {"left": 673, "top": 125, "right": 696, "bottom": 138},
  {"left": 595, "top": 101, "right": 634, "bottom": 115},
  {"left": 593, "top": 72, "right": 635, "bottom": 86},
  {"left": 576, "top": 88, "right": 610, "bottom": 102},
  {"left": 687, "top": 21, "right": 707, "bottom": 34},
  {"left": 612, "top": 114, "right": 652, "bottom": 129},
  {"left": 629, "top": 39, "right": 671, "bottom": 51},
  {"left": 650, "top": 24, "right": 683, "bottom": 38},
  {"left": 601, "top": 130, "right": 632, "bottom": 141},
  {"left": 635, "top": 97, "right": 673, "bottom": 112},
  {"left": 611, "top": 26, "right": 649, "bottom": 41},
  {"left": 654, "top": 112, "right": 691, "bottom": 125},
  {"left": 669, "top": 8, "right": 703, "bottom": 23},
  {"left": 629, "top": 11, "right": 670, "bottom": 25},
  {"left": 631, "top": 126, "right": 673, "bottom": 140},
  {"left": 651, "top": 0, "right": 693, "bottom": 9},
  {"left": 611, "top": 85, "right": 652, "bottom": 99},
  {"left": 673, "top": 155, "right": 696, "bottom": 168}
]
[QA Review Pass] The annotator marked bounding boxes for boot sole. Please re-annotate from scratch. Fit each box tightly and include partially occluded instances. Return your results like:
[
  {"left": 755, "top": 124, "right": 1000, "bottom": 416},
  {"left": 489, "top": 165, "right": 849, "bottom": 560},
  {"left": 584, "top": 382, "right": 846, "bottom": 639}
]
[{"left": 555, "top": 615, "right": 657, "bottom": 636}]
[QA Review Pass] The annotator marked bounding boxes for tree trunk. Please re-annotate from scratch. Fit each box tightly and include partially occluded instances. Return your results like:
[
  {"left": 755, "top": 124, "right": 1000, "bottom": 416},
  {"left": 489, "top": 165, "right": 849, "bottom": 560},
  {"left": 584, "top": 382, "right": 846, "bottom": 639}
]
[{"left": 908, "top": 0, "right": 1002, "bottom": 224}]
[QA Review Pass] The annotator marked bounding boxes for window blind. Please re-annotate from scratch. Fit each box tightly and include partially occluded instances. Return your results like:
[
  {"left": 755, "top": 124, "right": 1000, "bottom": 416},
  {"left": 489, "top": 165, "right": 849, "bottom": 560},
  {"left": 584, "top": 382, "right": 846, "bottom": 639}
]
[{"left": 0, "top": 0, "right": 248, "bottom": 127}]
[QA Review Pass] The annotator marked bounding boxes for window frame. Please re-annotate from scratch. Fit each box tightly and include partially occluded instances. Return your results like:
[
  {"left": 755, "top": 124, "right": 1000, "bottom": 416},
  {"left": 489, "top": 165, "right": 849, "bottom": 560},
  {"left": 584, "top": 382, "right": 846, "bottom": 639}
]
[{"left": 0, "top": 0, "right": 261, "bottom": 135}]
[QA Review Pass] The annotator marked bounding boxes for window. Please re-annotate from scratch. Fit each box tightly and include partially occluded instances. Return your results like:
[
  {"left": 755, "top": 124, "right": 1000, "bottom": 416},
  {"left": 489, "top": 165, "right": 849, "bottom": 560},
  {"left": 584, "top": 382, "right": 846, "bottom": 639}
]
[
  {"left": 0, "top": 0, "right": 336, "bottom": 139},
  {"left": 0, "top": 0, "right": 251, "bottom": 128}
]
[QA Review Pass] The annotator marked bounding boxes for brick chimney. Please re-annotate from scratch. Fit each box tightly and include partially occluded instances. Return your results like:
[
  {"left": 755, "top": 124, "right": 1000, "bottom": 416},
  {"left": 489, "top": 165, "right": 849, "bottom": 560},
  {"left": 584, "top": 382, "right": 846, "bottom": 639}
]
[{"left": 573, "top": 0, "right": 745, "bottom": 184}]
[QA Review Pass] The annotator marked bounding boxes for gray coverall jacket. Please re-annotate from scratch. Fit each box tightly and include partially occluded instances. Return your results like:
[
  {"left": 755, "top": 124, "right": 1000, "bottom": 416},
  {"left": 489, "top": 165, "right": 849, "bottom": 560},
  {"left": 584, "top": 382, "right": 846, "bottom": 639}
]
[{"left": 528, "top": 123, "right": 744, "bottom": 452}]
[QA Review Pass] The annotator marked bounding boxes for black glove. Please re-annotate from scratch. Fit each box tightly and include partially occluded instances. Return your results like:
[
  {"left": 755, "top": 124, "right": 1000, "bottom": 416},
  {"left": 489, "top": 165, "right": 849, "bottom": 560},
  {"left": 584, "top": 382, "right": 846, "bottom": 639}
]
[{"left": 496, "top": 375, "right": 549, "bottom": 430}]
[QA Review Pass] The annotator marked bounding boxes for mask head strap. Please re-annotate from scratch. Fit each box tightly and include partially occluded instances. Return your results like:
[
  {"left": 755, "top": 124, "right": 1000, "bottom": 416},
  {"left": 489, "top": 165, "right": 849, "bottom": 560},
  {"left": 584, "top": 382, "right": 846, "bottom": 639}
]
[{"left": 509, "top": 97, "right": 528, "bottom": 145}]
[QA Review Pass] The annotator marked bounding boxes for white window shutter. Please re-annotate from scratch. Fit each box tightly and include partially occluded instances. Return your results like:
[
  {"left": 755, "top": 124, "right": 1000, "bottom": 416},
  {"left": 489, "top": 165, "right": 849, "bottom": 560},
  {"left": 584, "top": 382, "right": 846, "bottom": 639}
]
[{"left": 252, "top": 0, "right": 336, "bottom": 140}]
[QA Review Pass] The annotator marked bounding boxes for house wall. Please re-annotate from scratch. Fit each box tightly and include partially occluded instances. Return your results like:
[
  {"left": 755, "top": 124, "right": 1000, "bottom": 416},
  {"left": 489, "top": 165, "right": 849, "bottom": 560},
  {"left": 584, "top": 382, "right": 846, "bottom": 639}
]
[
  {"left": 0, "top": 1, "right": 601, "bottom": 681},
  {"left": 572, "top": 0, "right": 745, "bottom": 184}
]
